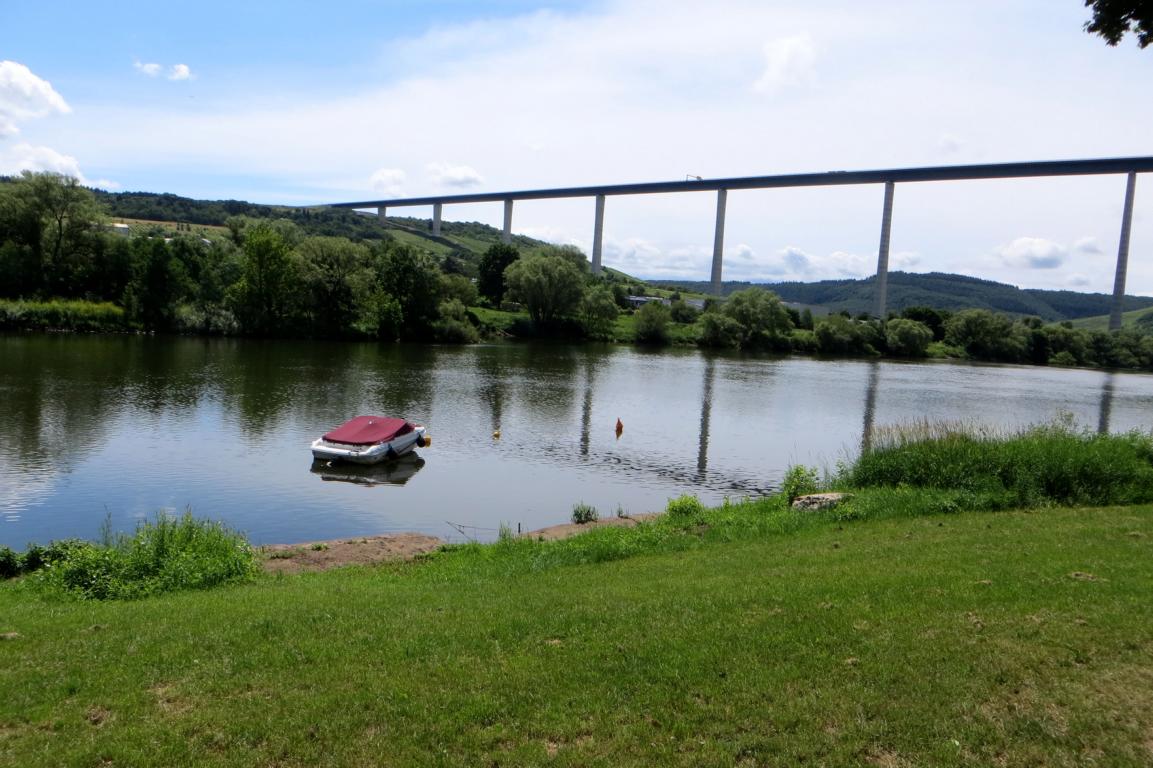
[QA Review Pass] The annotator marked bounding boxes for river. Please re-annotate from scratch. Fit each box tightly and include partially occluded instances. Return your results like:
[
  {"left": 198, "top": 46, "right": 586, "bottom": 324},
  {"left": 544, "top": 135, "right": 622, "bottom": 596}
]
[{"left": 2, "top": 334, "right": 1152, "bottom": 547}]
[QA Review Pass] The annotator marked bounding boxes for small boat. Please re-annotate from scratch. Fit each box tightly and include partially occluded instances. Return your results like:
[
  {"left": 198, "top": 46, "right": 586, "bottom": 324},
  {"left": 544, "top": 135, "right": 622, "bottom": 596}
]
[{"left": 311, "top": 416, "right": 428, "bottom": 465}]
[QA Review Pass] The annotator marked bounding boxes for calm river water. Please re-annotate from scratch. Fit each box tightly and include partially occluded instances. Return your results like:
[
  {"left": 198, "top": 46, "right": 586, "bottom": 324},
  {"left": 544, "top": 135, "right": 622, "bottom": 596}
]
[{"left": 3, "top": 334, "right": 1153, "bottom": 547}]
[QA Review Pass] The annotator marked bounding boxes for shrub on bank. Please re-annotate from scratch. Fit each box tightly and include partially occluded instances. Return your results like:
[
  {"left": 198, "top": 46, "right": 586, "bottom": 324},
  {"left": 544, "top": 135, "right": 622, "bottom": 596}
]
[
  {"left": 13, "top": 512, "right": 258, "bottom": 600},
  {"left": 0, "top": 300, "right": 126, "bottom": 331},
  {"left": 843, "top": 421, "right": 1153, "bottom": 508}
]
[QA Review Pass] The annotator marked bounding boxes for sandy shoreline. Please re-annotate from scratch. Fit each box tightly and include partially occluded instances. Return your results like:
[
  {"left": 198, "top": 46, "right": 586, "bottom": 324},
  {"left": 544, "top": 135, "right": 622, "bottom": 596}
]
[{"left": 260, "top": 513, "right": 661, "bottom": 573}]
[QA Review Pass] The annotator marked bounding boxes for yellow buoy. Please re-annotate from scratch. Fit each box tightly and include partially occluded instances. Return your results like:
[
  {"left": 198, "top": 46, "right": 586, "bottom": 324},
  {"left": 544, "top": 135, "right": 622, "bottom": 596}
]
[{"left": 493, "top": 427, "right": 501, "bottom": 440}]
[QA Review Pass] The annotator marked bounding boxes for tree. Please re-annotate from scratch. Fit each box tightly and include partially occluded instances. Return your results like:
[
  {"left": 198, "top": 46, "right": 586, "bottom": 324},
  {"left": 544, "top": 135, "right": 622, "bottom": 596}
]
[
  {"left": 297, "top": 236, "right": 372, "bottom": 337},
  {"left": 375, "top": 244, "right": 442, "bottom": 337},
  {"left": 477, "top": 244, "right": 520, "bottom": 305},
  {"left": 504, "top": 253, "right": 585, "bottom": 326},
  {"left": 884, "top": 318, "right": 933, "bottom": 357},
  {"left": 944, "top": 309, "right": 1027, "bottom": 362},
  {"left": 634, "top": 301, "right": 672, "bottom": 345},
  {"left": 231, "top": 223, "right": 296, "bottom": 334},
  {"left": 721, "top": 287, "right": 794, "bottom": 350},
  {"left": 579, "top": 285, "right": 620, "bottom": 339},
  {"left": 1084, "top": 1, "right": 1152, "bottom": 48}
]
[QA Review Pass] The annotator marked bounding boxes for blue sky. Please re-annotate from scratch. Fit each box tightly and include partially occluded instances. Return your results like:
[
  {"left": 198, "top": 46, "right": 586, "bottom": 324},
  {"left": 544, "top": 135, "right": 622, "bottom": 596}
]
[{"left": 2, "top": 0, "right": 1152, "bottom": 292}]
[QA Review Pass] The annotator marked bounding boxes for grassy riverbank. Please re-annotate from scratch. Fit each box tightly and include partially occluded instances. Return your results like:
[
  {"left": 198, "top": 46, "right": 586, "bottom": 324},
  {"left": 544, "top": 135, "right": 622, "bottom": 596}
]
[{"left": 2, "top": 501, "right": 1151, "bottom": 766}]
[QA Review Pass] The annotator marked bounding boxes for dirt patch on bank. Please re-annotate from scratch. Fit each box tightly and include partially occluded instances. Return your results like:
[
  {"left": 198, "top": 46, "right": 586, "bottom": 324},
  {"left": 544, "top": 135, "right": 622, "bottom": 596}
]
[
  {"left": 261, "top": 534, "right": 444, "bottom": 574},
  {"left": 523, "top": 513, "right": 660, "bottom": 541},
  {"left": 261, "top": 514, "right": 664, "bottom": 572}
]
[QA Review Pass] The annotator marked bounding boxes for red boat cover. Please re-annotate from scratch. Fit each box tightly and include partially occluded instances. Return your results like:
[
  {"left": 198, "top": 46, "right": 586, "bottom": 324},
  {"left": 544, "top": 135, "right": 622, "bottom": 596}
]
[{"left": 323, "top": 416, "right": 413, "bottom": 445}]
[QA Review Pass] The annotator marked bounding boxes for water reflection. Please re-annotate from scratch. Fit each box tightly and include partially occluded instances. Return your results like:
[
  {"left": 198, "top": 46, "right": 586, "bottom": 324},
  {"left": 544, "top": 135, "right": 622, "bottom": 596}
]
[
  {"left": 309, "top": 454, "right": 425, "bottom": 487},
  {"left": 861, "top": 361, "right": 881, "bottom": 452},
  {"left": 1098, "top": 372, "right": 1115, "bottom": 435},
  {"left": 697, "top": 356, "right": 716, "bottom": 479}
]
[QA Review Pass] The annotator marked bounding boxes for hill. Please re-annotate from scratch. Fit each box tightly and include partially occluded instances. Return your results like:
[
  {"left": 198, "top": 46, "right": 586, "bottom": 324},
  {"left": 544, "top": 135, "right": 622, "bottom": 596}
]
[
  {"left": 657, "top": 272, "right": 1153, "bottom": 321},
  {"left": 93, "top": 189, "right": 548, "bottom": 265}
]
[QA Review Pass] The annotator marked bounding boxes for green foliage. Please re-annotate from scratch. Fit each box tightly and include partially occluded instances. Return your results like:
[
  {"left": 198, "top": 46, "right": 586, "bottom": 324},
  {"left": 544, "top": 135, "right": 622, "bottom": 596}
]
[
  {"left": 815, "top": 314, "right": 873, "bottom": 355},
  {"left": 375, "top": 244, "right": 443, "bottom": 337},
  {"left": 504, "top": 253, "right": 585, "bottom": 326},
  {"left": 717, "top": 287, "right": 793, "bottom": 350},
  {"left": 432, "top": 298, "right": 480, "bottom": 343},
  {"left": 0, "top": 546, "right": 18, "bottom": 578},
  {"left": 477, "top": 244, "right": 520, "bottom": 305},
  {"left": 571, "top": 502, "right": 599, "bottom": 525},
  {"left": 296, "top": 236, "right": 373, "bottom": 337},
  {"left": 29, "top": 511, "right": 258, "bottom": 600},
  {"left": 230, "top": 223, "right": 296, "bottom": 334},
  {"left": 665, "top": 494, "right": 706, "bottom": 519},
  {"left": 633, "top": 301, "right": 671, "bottom": 345},
  {"left": 697, "top": 311, "right": 743, "bottom": 348},
  {"left": 781, "top": 465, "right": 820, "bottom": 503},
  {"left": 944, "top": 308, "right": 1027, "bottom": 362},
  {"left": 1083, "top": 0, "right": 1152, "bottom": 48},
  {"left": 844, "top": 421, "right": 1153, "bottom": 509},
  {"left": 439, "top": 273, "right": 479, "bottom": 307},
  {"left": 579, "top": 285, "right": 620, "bottom": 339},
  {"left": 884, "top": 318, "right": 933, "bottom": 357},
  {"left": 0, "top": 299, "right": 124, "bottom": 331},
  {"left": 669, "top": 299, "right": 699, "bottom": 324}
]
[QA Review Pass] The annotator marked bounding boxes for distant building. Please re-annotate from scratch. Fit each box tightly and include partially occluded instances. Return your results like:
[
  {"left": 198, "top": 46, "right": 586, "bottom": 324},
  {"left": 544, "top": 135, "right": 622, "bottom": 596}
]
[
  {"left": 626, "top": 296, "right": 671, "bottom": 309},
  {"left": 108, "top": 222, "right": 130, "bottom": 237}
]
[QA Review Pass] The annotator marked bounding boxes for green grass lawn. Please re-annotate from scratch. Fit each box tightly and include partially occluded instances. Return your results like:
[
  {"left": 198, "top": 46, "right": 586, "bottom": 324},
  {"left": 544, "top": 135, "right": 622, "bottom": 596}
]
[
  {"left": 1069, "top": 306, "right": 1153, "bottom": 331},
  {"left": 2, "top": 504, "right": 1151, "bottom": 766}
]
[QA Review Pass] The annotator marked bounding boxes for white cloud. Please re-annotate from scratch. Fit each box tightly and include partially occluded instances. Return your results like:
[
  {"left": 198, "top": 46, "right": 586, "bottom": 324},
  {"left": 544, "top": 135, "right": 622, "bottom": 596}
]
[
  {"left": 369, "top": 167, "right": 406, "bottom": 196},
  {"left": 168, "top": 64, "right": 193, "bottom": 81},
  {"left": 428, "top": 161, "right": 483, "bottom": 188},
  {"left": 1073, "top": 236, "right": 1103, "bottom": 254},
  {"left": 0, "top": 142, "right": 115, "bottom": 188},
  {"left": 134, "top": 61, "right": 162, "bottom": 77},
  {"left": 752, "top": 35, "right": 816, "bottom": 93},
  {"left": 1066, "top": 273, "right": 1091, "bottom": 287},
  {"left": 995, "top": 237, "right": 1067, "bottom": 269},
  {"left": 0, "top": 60, "right": 70, "bottom": 137},
  {"left": 937, "top": 133, "right": 962, "bottom": 154}
]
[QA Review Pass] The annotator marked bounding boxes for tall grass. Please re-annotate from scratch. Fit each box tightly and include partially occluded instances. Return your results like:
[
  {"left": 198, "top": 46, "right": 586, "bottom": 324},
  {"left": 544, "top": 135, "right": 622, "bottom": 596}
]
[
  {"left": 844, "top": 419, "right": 1153, "bottom": 508},
  {"left": 0, "top": 299, "right": 125, "bottom": 331},
  {"left": 22, "top": 511, "right": 258, "bottom": 600}
]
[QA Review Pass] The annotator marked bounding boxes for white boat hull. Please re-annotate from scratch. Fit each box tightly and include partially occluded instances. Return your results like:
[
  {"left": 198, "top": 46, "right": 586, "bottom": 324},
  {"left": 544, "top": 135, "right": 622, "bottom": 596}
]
[{"left": 311, "top": 425, "right": 426, "bottom": 465}]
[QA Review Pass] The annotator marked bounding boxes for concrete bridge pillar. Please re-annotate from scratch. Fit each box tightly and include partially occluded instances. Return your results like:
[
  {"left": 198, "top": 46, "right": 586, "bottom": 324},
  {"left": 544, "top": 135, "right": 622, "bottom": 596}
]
[
  {"left": 592, "top": 194, "right": 606, "bottom": 275},
  {"left": 710, "top": 189, "right": 728, "bottom": 296},
  {"left": 502, "top": 199, "right": 514, "bottom": 244},
  {"left": 1109, "top": 172, "right": 1138, "bottom": 331},
  {"left": 874, "top": 181, "right": 895, "bottom": 319},
  {"left": 432, "top": 203, "right": 443, "bottom": 237},
  {"left": 377, "top": 206, "right": 387, "bottom": 225}
]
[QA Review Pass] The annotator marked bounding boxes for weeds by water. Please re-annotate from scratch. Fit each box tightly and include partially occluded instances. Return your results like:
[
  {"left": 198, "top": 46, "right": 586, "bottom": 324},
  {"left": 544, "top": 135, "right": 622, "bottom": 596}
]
[
  {"left": 843, "top": 419, "right": 1153, "bottom": 509},
  {"left": 8, "top": 511, "right": 258, "bottom": 600}
]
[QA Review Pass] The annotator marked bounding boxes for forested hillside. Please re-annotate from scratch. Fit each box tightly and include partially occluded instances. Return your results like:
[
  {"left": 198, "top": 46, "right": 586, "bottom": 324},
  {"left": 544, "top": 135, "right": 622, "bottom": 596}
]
[{"left": 658, "top": 272, "right": 1153, "bottom": 321}]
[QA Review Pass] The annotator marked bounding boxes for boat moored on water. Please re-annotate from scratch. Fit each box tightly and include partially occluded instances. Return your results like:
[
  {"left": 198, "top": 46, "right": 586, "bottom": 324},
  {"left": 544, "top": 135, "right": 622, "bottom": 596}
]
[{"left": 311, "top": 416, "right": 429, "bottom": 465}]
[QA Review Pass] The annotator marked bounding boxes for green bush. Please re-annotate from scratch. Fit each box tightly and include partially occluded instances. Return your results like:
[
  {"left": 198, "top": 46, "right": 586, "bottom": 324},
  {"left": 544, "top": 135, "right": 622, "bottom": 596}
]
[
  {"left": 666, "top": 494, "right": 706, "bottom": 519},
  {"left": 781, "top": 465, "right": 820, "bottom": 503},
  {"left": 31, "top": 511, "right": 258, "bottom": 600},
  {"left": 571, "top": 502, "right": 599, "bottom": 525},
  {"left": 844, "top": 421, "right": 1153, "bottom": 508},
  {"left": 634, "top": 301, "right": 672, "bottom": 345},
  {"left": 0, "top": 546, "right": 18, "bottom": 579}
]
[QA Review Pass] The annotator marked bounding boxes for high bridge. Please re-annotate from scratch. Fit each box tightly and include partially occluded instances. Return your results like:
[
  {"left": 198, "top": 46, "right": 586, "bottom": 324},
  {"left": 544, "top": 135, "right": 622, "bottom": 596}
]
[{"left": 330, "top": 156, "right": 1153, "bottom": 329}]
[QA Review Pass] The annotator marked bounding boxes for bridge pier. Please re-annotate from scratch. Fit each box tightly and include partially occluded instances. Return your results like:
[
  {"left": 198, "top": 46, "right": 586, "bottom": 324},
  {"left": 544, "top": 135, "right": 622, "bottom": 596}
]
[
  {"left": 591, "top": 194, "right": 606, "bottom": 275},
  {"left": 502, "top": 199, "right": 514, "bottom": 244},
  {"left": 1109, "top": 172, "right": 1138, "bottom": 331},
  {"left": 377, "top": 205, "right": 387, "bottom": 226},
  {"left": 710, "top": 189, "right": 728, "bottom": 296},
  {"left": 432, "top": 203, "right": 442, "bottom": 236},
  {"left": 874, "top": 181, "right": 895, "bottom": 319}
]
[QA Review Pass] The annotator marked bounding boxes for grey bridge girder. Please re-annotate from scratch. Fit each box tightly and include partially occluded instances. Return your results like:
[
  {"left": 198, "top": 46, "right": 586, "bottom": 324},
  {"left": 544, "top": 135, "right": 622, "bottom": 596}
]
[{"left": 348, "top": 156, "right": 1153, "bottom": 320}]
